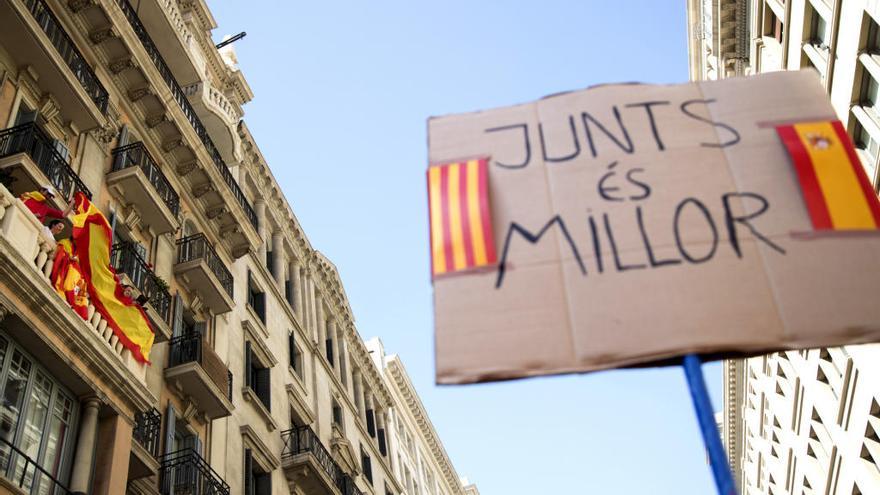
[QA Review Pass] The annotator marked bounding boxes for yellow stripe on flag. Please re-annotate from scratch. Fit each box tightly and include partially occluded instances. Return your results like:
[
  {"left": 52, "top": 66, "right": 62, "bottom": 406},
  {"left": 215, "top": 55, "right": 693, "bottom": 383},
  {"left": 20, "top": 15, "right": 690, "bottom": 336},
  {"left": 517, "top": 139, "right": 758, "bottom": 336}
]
[
  {"left": 447, "top": 163, "right": 467, "bottom": 270},
  {"left": 428, "top": 166, "right": 446, "bottom": 275},
  {"left": 466, "top": 159, "right": 487, "bottom": 265},
  {"left": 794, "top": 122, "right": 877, "bottom": 229}
]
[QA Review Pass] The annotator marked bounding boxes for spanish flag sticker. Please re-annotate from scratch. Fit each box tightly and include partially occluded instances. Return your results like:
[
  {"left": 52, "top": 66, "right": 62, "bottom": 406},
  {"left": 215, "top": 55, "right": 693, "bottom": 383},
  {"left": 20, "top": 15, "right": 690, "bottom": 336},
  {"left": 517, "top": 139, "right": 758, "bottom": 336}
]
[{"left": 776, "top": 120, "right": 880, "bottom": 230}]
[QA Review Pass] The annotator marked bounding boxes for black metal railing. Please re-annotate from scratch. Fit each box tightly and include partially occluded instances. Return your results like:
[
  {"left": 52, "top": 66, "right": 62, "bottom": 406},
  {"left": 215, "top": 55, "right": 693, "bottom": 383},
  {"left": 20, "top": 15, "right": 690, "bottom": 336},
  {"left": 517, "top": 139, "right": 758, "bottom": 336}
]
[
  {"left": 176, "top": 234, "right": 234, "bottom": 299},
  {"left": 111, "top": 142, "right": 180, "bottom": 216},
  {"left": 167, "top": 332, "right": 232, "bottom": 401},
  {"left": 281, "top": 425, "right": 364, "bottom": 495},
  {"left": 133, "top": 407, "right": 162, "bottom": 458},
  {"left": 0, "top": 434, "right": 71, "bottom": 494},
  {"left": 21, "top": 0, "right": 109, "bottom": 113},
  {"left": 0, "top": 123, "right": 92, "bottom": 200},
  {"left": 111, "top": 241, "right": 172, "bottom": 324},
  {"left": 114, "top": 0, "right": 257, "bottom": 228},
  {"left": 158, "top": 449, "right": 229, "bottom": 495}
]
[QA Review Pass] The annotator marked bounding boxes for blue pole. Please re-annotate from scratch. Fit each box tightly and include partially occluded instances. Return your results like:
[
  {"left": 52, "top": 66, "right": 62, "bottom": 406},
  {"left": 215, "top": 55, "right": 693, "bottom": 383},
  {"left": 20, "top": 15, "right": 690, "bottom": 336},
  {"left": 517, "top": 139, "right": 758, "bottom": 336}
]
[{"left": 682, "top": 354, "right": 737, "bottom": 495}]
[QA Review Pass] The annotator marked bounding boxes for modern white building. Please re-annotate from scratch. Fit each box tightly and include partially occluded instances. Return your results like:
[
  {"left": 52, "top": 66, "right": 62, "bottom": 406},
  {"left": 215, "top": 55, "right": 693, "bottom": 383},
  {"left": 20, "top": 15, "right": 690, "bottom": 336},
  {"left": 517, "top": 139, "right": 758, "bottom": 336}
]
[{"left": 687, "top": 1, "right": 880, "bottom": 493}]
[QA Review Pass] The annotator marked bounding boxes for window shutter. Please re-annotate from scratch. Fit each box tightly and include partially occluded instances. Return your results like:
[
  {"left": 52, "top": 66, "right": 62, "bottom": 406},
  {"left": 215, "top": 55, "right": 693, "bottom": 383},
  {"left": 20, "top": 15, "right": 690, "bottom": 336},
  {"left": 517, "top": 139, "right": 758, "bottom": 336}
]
[
  {"left": 366, "top": 409, "right": 376, "bottom": 438},
  {"left": 289, "top": 332, "right": 295, "bottom": 369},
  {"left": 256, "top": 367, "right": 271, "bottom": 411},
  {"left": 163, "top": 404, "right": 176, "bottom": 455},
  {"left": 363, "top": 450, "right": 373, "bottom": 483},
  {"left": 285, "top": 279, "right": 293, "bottom": 307},
  {"left": 255, "top": 472, "right": 272, "bottom": 495},
  {"left": 244, "top": 448, "right": 254, "bottom": 495},
  {"left": 256, "top": 292, "right": 265, "bottom": 323},
  {"left": 378, "top": 428, "right": 387, "bottom": 456},
  {"left": 325, "top": 338, "right": 334, "bottom": 367},
  {"left": 245, "top": 342, "right": 253, "bottom": 388},
  {"left": 171, "top": 294, "right": 184, "bottom": 338}
]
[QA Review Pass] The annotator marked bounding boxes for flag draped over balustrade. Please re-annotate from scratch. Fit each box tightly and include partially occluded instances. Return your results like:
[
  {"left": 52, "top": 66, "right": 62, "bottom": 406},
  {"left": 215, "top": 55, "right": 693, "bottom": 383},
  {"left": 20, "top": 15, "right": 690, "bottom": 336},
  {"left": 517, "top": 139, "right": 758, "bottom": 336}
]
[
  {"left": 50, "top": 239, "right": 89, "bottom": 320},
  {"left": 69, "top": 192, "right": 154, "bottom": 363}
]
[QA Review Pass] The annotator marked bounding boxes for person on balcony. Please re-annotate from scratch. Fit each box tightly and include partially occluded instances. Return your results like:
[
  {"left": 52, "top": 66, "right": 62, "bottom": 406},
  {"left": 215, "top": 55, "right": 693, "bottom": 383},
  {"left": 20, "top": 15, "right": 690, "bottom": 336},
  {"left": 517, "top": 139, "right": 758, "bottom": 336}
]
[
  {"left": 40, "top": 219, "right": 65, "bottom": 248},
  {"left": 20, "top": 185, "right": 71, "bottom": 223}
]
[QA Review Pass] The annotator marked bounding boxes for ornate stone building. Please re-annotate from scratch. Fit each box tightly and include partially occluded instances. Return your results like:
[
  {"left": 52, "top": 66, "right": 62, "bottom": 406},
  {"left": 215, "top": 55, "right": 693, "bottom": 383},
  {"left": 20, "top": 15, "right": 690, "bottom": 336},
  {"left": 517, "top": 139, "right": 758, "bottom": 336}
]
[
  {"left": 688, "top": 1, "right": 880, "bottom": 493},
  {"left": 0, "top": 0, "right": 471, "bottom": 494},
  {"left": 367, "top": 340, "right": 475, "bottom": 495}
]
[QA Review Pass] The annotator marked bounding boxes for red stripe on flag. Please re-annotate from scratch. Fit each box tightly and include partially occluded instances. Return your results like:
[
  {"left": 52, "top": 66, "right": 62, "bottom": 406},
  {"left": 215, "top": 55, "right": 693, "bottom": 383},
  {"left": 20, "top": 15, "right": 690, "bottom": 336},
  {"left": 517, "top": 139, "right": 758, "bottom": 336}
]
[
  {"left": 439, "top": 165, "right": 455, "bottom": 273},
  {"left": 459, "top": 162, "right": 475, "bottom": 268},
  {"left": 425, "top": 169, "right": 435, "bottom": 277},
  {"left": 776, "top": 125, "right": 834, "bottom": 230},
  {"left": 478, "top": 158, "right": 497, "bottom": 263},
  {"left": 831, "top": 120, "right": 880, "bottom": 227}
]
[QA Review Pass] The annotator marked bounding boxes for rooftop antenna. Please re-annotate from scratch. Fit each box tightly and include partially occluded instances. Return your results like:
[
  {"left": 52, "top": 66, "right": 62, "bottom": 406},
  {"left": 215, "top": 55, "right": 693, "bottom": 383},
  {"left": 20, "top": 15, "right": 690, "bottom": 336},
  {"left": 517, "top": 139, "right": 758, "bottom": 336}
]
[{"left": 215, "top": 32, "right": 246, "bottom": 50}]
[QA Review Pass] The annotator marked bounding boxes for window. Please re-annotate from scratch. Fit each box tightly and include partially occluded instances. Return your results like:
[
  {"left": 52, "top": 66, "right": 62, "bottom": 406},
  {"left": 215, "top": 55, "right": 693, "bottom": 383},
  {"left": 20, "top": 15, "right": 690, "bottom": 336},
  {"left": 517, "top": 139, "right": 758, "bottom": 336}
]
[
  {"left": 854, "top": 120, "right": 880, "bottom": 183},
  {"left": 366, "top": 407, "right": 376, "bottom": 438},
  {"left": 244, "top": 448, "right": 271, "bottom": 495},
  {"left": 247, "top": 271, "right": 266, "bottom": 324},
  {"left": 361, "top": 445, "right": 373, "bottom": 484},
  {"left": 0, "top": 333, "right": 77, "bottom": 494},
  {"left": 245, "top": 342, "right": 271, "bottom": 411},
  {"left": 332, "top": 400, "right": 343, "bottom": 430},
  {"left": 288, "top": 331, "right": 303, "bottom": 378},
  {"left": 325, "top": 327, "right": 335, "bottom": 368},
  {"left": 763, "top": 3, "right": 784, "bottom": 43},
  {"left": 809, "top": 8, "right": 829, "bottom": 48},
  {"left": 265, "top": 248, "right": 274, "bottom": 275},
  {"left": 861, "top": 70, "right": 880, "bottom": 110},
  {"left": 284, "top": 277, "right": 295, "bottom": 310}
]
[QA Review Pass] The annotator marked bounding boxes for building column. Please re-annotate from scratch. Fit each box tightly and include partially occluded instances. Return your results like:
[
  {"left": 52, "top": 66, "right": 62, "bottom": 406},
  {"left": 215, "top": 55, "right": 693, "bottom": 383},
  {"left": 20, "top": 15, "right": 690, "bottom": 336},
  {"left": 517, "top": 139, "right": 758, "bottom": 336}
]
[
  {"left": 272, "top": 232, "right": 285, "bottom": 288},
  {"left": 289, "top": 259, "right": 301, "bottom": 313},
  {"left": 255, "top": 200, "right": 268, "bottom": 261},
  {"left": 69, "top": 397, "right": 101, "bottom": 495},
  {"left": 91, "top": 413, "right": 133, "bottom": 495},
  {"left": 308, "top": 278, "right": 318, "bottom": 341},
  {"left": 316, "top": 297, "right": 325, "bottom": 350}
]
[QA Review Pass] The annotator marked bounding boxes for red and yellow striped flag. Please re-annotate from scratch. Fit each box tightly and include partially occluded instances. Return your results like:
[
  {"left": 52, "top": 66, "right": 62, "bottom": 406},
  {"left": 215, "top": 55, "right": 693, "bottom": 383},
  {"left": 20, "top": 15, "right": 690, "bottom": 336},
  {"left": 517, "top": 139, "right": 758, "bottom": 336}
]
[
  {"left": 70, "top": 192, "right": 154, "bottom": 363},
  {"left": 427, "top": 158, "right": 497, "bottom": 278},
  {"left": 776, "top": 120, "right": 880, "bottom": 230}
]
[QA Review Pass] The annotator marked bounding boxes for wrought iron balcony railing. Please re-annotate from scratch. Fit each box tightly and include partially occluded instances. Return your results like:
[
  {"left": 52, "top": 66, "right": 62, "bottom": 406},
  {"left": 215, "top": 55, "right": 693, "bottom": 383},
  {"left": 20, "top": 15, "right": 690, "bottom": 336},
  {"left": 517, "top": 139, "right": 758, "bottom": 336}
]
[
  {"left": 0, "top": 433, "right": 71, "bottom": 494},
  {"left": 133, "top": 407, "right": 162, "bottom": 458},
  {"left": 0, "top": 123, "right": 92, "bottom": 200},
  {"left": 111, "top": 241, "right": 172, "bottom": 324},
  {"left": 21, "top": 0, "right": 109, "bottom": 113},
  {"left": 281, "top": 425, "right": 365, "bottom": 495},
  {"left": 111, "top": 142, "right": 180, "bottom": 216},
  {"left": 176, "top": 234, "right": 234, "bottom": 299},
  {"left": 114, "top": 0, "right": 257, "bottom": 228},
  {"left": 159, "top": 448, "right": 229, "bottom": 495},
  {"left": 167, "top": 332, "right": 232, "bottom": 401}
]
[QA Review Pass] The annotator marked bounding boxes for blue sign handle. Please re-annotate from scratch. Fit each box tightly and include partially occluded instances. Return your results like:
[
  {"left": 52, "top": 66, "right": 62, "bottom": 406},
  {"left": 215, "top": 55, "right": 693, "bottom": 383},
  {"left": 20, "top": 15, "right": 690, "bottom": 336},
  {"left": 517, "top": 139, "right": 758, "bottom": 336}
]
[{"left": 682, "top": 354, "right": 737, "bottom": 495}]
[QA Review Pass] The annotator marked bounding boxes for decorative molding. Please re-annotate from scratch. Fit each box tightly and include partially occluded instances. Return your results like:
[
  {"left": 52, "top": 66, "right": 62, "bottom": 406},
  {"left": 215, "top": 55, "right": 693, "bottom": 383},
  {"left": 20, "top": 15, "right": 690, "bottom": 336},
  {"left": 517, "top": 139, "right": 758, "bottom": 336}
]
[
  {"left": 241, "top": 424, "right": 280, "bottom": 470},
  {"left": 88, "top": 27, "right": 117, "bottom": 44},
  {"left": 109, "top": 57, "right": 136, "bottom": 74}
]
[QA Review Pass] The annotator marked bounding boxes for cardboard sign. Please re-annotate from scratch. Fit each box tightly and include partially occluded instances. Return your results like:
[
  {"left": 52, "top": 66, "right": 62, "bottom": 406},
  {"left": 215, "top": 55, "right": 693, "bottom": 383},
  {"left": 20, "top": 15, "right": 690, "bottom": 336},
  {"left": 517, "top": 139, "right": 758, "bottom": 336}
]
[{"left": 427, "top": 70, "right": 880, "bottom": 384}]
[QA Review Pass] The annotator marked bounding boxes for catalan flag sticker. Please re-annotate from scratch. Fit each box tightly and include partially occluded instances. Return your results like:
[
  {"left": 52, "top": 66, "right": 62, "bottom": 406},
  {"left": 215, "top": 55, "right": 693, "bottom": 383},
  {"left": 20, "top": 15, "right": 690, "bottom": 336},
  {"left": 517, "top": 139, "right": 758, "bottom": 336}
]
[
  {"left": 427, "top": 158, "right": 497, "bottom": 278},
  {"left": 776, "top": 120, "right": 880, "bottom": 231}
]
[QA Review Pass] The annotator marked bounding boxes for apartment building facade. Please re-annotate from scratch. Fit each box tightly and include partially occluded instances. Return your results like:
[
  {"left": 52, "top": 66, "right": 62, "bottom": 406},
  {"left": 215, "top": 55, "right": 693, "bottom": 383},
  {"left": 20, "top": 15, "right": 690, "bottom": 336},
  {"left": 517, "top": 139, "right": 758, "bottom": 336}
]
[
  {"left": 367, "top": 340, "right": 472, "bottom": 495},
  {"left": 0, "top": 1, "right": 466, "bottom": 494},
  {"left": 687, "top": 1, "right": 880, "bottom": 493}
]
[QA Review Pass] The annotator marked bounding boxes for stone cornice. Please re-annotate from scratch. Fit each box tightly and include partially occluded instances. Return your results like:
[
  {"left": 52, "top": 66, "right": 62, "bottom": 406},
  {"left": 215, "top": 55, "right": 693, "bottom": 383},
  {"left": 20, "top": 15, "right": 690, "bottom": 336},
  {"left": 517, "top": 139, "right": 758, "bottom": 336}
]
[{"left": 387, "top": 357, "right": 465, "bottom": 495}]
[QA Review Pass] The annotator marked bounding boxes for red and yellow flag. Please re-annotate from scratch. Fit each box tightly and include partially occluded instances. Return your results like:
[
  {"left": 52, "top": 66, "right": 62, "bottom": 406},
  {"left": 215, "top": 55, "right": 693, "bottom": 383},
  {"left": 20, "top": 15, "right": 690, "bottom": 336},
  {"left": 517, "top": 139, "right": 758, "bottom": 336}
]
[
  {"left": 70, "top": 192, "right": 154, "bottom": 363},
  {"left": 50, "top": 240, "right": 89, "bottom": 320},
  {"left": 427, "top": 158, "right": 497, "bottom": 278},
  {"left": 776, "top": 120, "right": 880, "bottom": 230}
]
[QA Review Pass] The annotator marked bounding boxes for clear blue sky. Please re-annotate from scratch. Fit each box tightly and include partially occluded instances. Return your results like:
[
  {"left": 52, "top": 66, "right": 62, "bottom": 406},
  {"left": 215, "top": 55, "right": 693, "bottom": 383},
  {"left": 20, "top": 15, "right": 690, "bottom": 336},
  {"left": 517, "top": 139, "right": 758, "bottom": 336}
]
[{"left": 210, "top": 1, "right": 723, "bottom": 493}]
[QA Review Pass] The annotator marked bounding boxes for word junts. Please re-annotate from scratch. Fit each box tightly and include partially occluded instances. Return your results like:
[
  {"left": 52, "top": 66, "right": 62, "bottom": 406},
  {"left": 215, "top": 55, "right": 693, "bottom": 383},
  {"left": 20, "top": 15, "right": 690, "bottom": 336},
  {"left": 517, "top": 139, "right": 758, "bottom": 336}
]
[
  {"left": 485, "top": 98, "right": 741, "bottom": 169},
  {"left": 494, "top": 192, "right": 786, "bottom": 289}
]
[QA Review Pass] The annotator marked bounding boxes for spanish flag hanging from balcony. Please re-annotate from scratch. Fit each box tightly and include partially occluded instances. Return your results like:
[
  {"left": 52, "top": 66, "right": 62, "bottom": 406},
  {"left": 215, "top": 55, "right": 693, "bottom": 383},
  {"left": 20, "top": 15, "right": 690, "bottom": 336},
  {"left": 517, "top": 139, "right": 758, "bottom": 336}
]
[
  {"left": 69, "top": 192, "right": 154, "bottom": 363},
  {"left": 776, "top": 120, "right": 880, "bottom": 230},
  {"left": 50, "top": 239, "right": 89, "bottom": 320},
  {"left": 427, "top": 158, "right": 497, "bottom": 278}
]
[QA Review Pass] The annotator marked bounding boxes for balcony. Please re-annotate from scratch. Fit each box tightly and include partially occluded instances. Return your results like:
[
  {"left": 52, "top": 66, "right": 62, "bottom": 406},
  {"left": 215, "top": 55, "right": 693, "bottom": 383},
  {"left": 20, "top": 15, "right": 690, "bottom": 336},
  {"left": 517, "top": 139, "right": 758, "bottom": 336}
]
[
  {"left": 0, "top": 0, "right": 108, "bottom": 129},
  {"left": 0, "top": 434, "right": 72, "bottom": 494},
  {"left": 281, "top": 425, "right": 364, "bottom": 495},
  {"left": 129, "top": 407, "right": 161, "bottom": 481},
  {"left": 159, "top": 449, "right": 230, "bottom": 495},
  {"left": 111, "top": 241, "right": 172, "bottom": 341},
  {"left": 164, "top": 332, "right": 233, "bottom": 419},
  {"left": 0, "top": 123, "right": 91, "bottom": 202},
  {"left": 183, "top": 80, "right": 242, "bottom": 163},
  {"left": 173, "top": 234, "right": 234, "bottom": 315},
  {"left": 114, "top": 0, "right": 258, "bottom": 230},
  {"left": 107, "top": 142, "right": 180, "bottom": 235}
]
